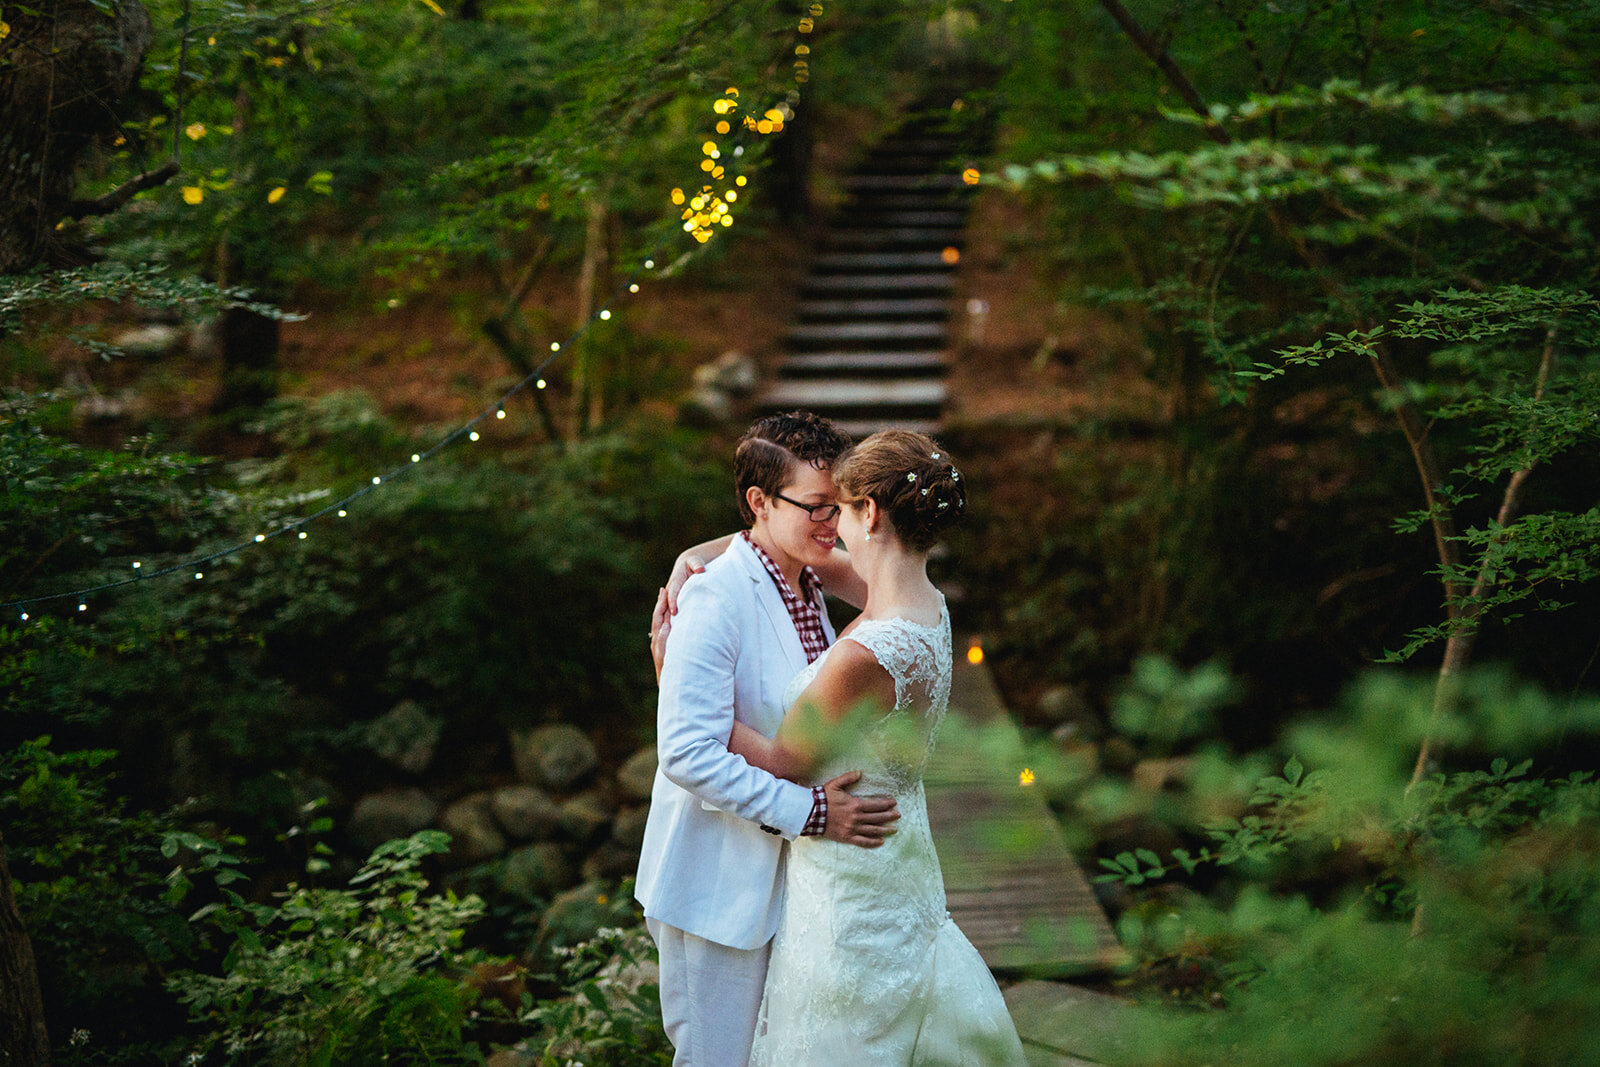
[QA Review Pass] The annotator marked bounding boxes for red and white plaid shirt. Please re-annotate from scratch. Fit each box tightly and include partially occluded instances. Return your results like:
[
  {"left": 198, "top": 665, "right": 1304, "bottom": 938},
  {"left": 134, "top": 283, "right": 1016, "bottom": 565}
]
[{"left": 742, "top": 531, "right": 831, "bottom": 837}]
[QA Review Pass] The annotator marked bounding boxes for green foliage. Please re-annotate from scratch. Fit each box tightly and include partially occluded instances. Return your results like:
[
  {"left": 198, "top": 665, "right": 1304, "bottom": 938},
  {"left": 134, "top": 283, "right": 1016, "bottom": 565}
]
[
  {"left": 978, "top": 0, "right": 1600, "bottom": 683},
  {"left": 169, "top": 830, "right": 491, "bottom": 1066},
  {"left": 520, "top": 924, "right": 672, "bottom": 1067},
  {"left": 1086, "top": 668, "right": 1600, "bottom": 1065},
  {"left": 0, "top": 737, "right": 221, "bottom": 1065}
]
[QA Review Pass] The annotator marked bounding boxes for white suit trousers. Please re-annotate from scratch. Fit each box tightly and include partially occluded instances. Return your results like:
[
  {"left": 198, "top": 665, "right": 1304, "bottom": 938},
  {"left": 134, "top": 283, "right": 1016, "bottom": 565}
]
[{"left": 647, "top": 917, "right": 770, "bottom": 1067}]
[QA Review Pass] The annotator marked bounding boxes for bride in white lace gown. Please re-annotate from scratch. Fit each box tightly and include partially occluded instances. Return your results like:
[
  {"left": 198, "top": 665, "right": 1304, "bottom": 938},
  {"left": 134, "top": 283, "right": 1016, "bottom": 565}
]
[{"left": 729, "top": 431, "right": 1026, "bottom": 1066}]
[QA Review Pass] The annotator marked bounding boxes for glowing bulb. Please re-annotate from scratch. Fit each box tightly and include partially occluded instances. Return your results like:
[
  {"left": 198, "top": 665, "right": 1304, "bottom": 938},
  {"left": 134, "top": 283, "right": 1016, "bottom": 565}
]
[
  {"left": 132, "top": 561, "right": 142, "bottom": 569},
  {"left": 599, "top": 309, "right": 611, "bottom": 320},
  {"left": 1019, "top": 768, "right": 1036, "bottom": 787},
  {"left": 254, "top": 534, "right": 266, "bottom": 542},
  {"left": 670, "top": 187, "right": 685, "bottom": 205},
  {"left": 701, "top": 159, "right": 716, "bottom": 171},
  {"left": 496, "top": 408, "right": 507, "bottom": 419},
  {"left": 629, "top": 283, "right": 640, "bottom": 293},
  {"left": 702, "top": 140, "right": 717, "bottom": 155},
  {"left": 962, "top": 167, "right": 981, "bottom": 185},
  {"left": 645, "top": 259, "right": 655, "bottom": 269},
  {"left": 716, "top": 120, "right": 730, "bottom": 134},
  {"left": 726, "top": 190, "right": 738, "bottom": 202},
  {"left": 736, "top": 176, "right": 748, "bottom": 186},
  {"left": 19, "top": 612, "right": 28, "bottom": 621},
  {"left": 78, "top": 602, "right": 87, "bottom": 612},
  {"left": 194, "top": 572, "right": 204, "bottom": 580},
  {"left": 469, "top": 431, "right": 480, "bottom": 442},
  {"left": 966, "top": 641, "right": 984, "bottom": 665},
  {"left": 799, "top": 17, "right": 813, "bottom": 31},
  {"left": 411, "top": 453, "right": 420, "bottom": 463},
  {"left": 372, "top": 476, "right": 382, "bottom": 485},
  {"left": 298, "top": 531, "right": 308, "bottom": 540},
  {"left": 734, "top": 145, "right": 744, "bottom": 157},
  {"left": 338, "top": 509, "right": 347, "bottom": 517},
  {"left": 536, "top": 379, "right": 547, "bottom": 389},
  {"left": 942, "top": 246, "right": 961, "bottom": 265}
]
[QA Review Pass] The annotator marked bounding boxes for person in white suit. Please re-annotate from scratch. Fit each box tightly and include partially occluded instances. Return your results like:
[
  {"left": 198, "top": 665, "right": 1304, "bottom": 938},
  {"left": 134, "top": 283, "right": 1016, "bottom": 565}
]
[{"left": 636, "top": 411, "right": 899, "bottom": 1067}]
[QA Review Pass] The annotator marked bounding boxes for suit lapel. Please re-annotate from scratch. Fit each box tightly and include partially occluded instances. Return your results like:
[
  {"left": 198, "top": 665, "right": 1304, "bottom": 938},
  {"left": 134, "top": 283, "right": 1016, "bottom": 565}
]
[{"left": 731, "top": 537, "right": 807, "bottom": 681}]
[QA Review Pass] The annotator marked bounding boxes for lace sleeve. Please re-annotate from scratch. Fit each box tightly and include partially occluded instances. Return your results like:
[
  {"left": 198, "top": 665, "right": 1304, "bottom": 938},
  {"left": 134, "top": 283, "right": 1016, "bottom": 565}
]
[{"left": 841, "top": 620, "right": 932, "bottom": 713}]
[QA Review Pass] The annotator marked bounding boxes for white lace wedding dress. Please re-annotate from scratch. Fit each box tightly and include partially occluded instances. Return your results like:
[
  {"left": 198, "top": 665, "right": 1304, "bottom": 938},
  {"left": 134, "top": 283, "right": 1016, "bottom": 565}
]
[{"left": 748, "top": 602, "right": 1027, "bottom": 1066}]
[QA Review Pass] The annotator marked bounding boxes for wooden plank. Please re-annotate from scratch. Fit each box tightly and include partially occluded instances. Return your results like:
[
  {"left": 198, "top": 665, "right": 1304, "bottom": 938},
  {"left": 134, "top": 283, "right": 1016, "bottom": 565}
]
[
  {"left": 928, "top": 655, "right": 1125, "bottom": 976},
  {"left": 810, "top": 250, "right": 956, "bottom": 271},
  {"left": 801, "top": 272, "right": 956, "bottom": 294},
  {"left": 786, "top": 321, "right": 948, "bottom": 347},
  {"left": 779, "top": 350, "right": 949, "bottom": 376},
  {"left": 843, "top": 173, "right": 966, "bottom": 191},
  {"left": 828, "top": 227, "right": 964, "bottom": 249},
  {"left": 760, "top": 377, "right": 947, "bottom": 409},
  {"left": 831, "top": 417, "right": 944, "bottom": 437},
  {"left": 796, "top": 298, "right": 952, "bottom": 320}
]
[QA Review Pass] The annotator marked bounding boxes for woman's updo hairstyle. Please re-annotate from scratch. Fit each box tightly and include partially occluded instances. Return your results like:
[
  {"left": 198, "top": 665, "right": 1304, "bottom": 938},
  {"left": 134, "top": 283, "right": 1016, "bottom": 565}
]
[{"left": 832, "top": 430, "right": 967, "bottom": 553}]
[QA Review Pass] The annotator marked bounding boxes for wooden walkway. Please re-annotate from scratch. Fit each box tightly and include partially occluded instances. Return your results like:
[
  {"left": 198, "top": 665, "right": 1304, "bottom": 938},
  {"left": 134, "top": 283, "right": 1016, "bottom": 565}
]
[{"left": 928, "top": 649, "right": 1125, "bottom": 976}]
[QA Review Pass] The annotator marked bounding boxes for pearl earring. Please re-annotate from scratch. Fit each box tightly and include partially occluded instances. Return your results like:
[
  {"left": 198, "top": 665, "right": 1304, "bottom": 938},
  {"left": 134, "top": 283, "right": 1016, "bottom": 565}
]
[{"left": 864, "top": 531, "right": 871, "bottom": 542}]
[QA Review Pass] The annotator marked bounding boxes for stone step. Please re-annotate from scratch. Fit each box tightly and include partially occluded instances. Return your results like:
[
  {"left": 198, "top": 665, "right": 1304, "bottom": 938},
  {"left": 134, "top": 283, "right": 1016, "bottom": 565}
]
[
  {"left": 1003, "top": 982, "right": 1134, "bottom": 1067},
  {"left": 827, "top": 227, "right": 965, "bottom": 250},
  {"left": 801, "top": 272, "right": 956, "bottom": 295},
  {"left": 845, "top": 192, "right": 971, "bottom": 214},
  {"left": 796, "top": 298, "right": 952, "bottom": 320},
  {"left": 760, "top": 377, "right": 947, "bottom": 411},
  {"left": 779, "top": 350, "right": 949, "bottom": 377},
  {"left": 810, "top": 250, "right": 957, "bottom": 272},
  {"left": 786, "top": 321, "right": 948, "bottom": 350}
]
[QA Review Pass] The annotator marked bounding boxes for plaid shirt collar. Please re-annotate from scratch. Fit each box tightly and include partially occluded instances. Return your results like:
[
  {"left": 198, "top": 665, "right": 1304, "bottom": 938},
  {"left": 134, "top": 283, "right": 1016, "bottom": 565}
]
[{"left": 741, "top": 530, "right": 823, "bottom": 610}]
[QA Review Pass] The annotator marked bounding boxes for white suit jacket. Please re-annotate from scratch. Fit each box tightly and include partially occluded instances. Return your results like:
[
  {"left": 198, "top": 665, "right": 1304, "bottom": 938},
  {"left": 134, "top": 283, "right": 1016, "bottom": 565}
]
[{"left": 634, "top": 535, "right": 836, "bottom": 950}]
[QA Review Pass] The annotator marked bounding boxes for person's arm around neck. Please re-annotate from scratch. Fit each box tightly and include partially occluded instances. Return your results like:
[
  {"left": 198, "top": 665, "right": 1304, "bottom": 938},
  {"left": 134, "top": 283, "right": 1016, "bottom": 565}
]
[{"left": 664, "top": 533, "right": 865, "bottom": 613}]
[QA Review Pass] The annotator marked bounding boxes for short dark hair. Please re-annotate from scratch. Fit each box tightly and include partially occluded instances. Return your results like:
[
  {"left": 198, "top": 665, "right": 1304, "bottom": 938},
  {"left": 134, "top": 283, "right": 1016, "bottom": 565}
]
[{"left": 734, "top": 411, "right": 854, "bottom": 524}]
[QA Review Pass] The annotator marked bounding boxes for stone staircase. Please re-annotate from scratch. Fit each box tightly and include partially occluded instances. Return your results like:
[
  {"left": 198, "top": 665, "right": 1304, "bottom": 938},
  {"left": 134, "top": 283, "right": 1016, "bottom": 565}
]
[{"left": 758, "top": 120, "right": 980, "bottom": 437}]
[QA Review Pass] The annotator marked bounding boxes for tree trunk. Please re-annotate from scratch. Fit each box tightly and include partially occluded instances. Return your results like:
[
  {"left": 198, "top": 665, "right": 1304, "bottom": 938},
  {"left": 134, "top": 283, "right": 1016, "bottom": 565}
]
[
  {"left": 0, "top": 832, "right": 51, "bottom": 1066},
  {"left": 214, "top": 306, "right": 281, "bottom": 417},
  {"left": 0, "top": 0, "right": 154, "bottom": 274},
  {"left": 571, "top": 197, "right": 610, "bottom": 435}
]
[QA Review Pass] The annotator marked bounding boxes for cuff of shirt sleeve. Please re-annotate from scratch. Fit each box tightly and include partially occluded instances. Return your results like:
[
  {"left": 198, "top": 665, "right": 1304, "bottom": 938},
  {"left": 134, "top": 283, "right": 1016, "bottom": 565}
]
[{"left": 799, "top": 785, "right": 828, "bottom": 837}]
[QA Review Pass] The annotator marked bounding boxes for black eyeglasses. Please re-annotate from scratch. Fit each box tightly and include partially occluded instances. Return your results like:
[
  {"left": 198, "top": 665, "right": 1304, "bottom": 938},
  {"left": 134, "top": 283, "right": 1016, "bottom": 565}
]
[{"left": 773, "top": 492, "right": 841, "bottom": 523}]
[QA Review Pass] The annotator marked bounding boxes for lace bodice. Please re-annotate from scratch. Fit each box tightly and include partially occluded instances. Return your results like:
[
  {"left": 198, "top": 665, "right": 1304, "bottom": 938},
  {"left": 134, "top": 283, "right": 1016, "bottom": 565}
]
[{"left": 780, "top": 600, "right": 952, "bottom": 796}]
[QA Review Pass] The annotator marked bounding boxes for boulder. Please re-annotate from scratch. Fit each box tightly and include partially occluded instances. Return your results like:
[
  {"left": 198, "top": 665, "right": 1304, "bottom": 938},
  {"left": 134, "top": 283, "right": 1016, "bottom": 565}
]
[
  {"left": 510, "top": 724, "right": 599, "bottom": 792},
  {"left": 499, "top": 843, "right": 575, "bottom": 901},
  {"left": 112, "top": 323, "right": 184, "bottom": 358},
  {"left": 616, "top": 746, "right": 658, "bottom": 801},
  {"left": 558, "top": 791, "right": 612, "bottom": 844},
  {"left": 363, "top": 699, "right": 443, "bottom": 775},
  {"left": 533, "top": 880, "right": 624, "bottom": 957},
  {"left": 1036, "top": 684, "right": 1091, "bottom": 726},
  {"left": 438, "top": 792, "right": 508, "bottom": 868},
  {"left": 693, "top": 350, "right": 758, "bottom": 396},
  {"left": 347, "top": 788, "right": 439, "bottom": 857},
  {"left": 486, "top": 1049, "right": 537, "bottom": 1067},
  {"left": 582, "top": 840, "right": 642, "bottom": 882},
  {"left": 490, "top": 784, "right": 562, "bottom": 842},
  {"left": 610, "top": 805, "right": 650, "bottom": 850},
  {"left": 678, "top": 386, "right": 732, "bottom": 427}
]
